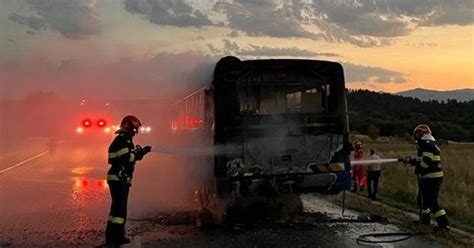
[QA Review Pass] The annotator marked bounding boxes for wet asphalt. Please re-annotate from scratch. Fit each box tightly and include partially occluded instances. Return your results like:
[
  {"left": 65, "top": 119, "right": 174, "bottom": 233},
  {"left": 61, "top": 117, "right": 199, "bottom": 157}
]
[{"left": 0, "top": 140, "right": 443, "bottom": 247}]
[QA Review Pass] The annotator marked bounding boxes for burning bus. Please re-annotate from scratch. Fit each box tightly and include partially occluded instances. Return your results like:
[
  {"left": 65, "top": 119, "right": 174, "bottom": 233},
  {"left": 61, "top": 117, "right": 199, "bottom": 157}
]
[{"left": 170, "top": 56, "right": 351, "bottom": 222}]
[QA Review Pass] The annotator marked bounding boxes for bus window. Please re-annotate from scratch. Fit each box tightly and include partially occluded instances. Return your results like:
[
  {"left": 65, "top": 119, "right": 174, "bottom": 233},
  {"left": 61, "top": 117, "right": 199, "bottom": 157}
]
[
  {"left": 301, "top": 91, "right": 323, "bottom": 113},
  {"left": 238, "top": 84, "right": 327, "bottom": 115},
  {"left": 286, "top": 91, "right": 301, "bottom": 112}
]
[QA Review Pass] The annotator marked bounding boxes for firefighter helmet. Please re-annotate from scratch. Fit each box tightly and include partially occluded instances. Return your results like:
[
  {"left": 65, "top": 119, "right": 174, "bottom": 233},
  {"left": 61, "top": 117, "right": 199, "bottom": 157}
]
[
  {"left": 413, "top": 124, "right": 431, "bottom": 139},
  {"left": 353, "top": 140, "right": 363, "bottom": 149},
  {"left": 120, "top": 115, "right": 142, "bottom": 134}
]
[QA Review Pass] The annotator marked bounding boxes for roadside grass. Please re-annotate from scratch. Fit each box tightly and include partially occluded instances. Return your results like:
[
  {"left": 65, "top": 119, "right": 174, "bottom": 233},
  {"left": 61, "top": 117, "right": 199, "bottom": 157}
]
[
  {"left": 365, "top": 142, "right": 474, "bottom": 230},
  {"left": 322, "top": 193, "right": 474, "bottom": 248}
]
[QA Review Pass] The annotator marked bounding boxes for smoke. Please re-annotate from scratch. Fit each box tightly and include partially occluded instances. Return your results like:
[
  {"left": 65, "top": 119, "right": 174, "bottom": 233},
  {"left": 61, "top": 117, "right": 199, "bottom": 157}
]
[
  {"left": 0, "top": 50, "right": 221, "bottom": 213},
  {"left": 151, "top": 144, "right": 242, "bottom": 156},
  {"left": 0, "top": 51, "right": 217, "bottom": 101},
  {"left": 0, "top": 50, "right": 217, "bottom": 147}
]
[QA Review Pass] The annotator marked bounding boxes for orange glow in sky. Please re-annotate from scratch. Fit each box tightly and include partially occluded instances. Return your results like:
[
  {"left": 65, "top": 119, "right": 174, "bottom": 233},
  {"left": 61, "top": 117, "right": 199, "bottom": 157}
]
[{"left": 0, "top": 1, "right": 472, "bottom": 98}]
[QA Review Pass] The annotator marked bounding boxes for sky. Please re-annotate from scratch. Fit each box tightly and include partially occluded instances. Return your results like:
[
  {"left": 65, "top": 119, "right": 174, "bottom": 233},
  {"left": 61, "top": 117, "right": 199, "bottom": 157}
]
[{"left": 0, "top": 0, "right": 473, "bottom": 100}]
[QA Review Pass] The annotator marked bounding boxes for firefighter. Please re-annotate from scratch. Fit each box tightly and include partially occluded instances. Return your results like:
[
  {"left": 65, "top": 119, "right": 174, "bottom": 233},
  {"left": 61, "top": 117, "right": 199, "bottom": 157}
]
[
  {"left": 351, "top": 140, "right": 366, "bottom": 192},
  {"left": 105, "top": 115, "right": 152, "bottom": 245},
  {"left": 402, "top": 124, "right": 449, "bottom": 229}
]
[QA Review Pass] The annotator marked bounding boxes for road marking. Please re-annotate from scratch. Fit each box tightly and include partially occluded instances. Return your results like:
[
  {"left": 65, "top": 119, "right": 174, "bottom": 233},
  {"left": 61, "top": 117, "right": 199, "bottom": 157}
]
[{"left": 0, "top": 151, "right": 49, "bottom": 174}]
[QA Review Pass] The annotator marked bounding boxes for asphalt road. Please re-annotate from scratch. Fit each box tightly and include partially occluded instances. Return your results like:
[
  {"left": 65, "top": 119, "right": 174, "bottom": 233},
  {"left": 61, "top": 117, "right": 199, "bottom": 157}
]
[{"left": 0, "top": 140, "right": 443, "bottom": 247}]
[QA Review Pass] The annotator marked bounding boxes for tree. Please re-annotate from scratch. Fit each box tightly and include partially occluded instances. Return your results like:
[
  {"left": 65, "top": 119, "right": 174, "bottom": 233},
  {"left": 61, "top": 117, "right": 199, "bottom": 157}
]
[{"left": 367, "top": 123, "right": 380, "bottom": 140}]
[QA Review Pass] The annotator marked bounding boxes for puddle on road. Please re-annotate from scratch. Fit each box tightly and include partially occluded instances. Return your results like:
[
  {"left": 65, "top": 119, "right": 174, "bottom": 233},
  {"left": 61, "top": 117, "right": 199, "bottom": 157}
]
[
  {"left": 72, "top": 176, "right": 108, "bottom": 206},
  {"left": 72, "top": 166, "right": 100, "bottom": 175}
]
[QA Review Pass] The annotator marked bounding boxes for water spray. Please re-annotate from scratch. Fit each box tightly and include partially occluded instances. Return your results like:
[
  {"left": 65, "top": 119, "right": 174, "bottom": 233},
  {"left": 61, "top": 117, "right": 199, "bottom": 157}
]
[
  {"left": 350, "top": 158, "right": 400, "bottom": 166},
  {"left": 151, "top": 145, "right": 238, "bottom": 156},
  {"left": 152, "top": 146, "right": 403, "bottom": 166}
]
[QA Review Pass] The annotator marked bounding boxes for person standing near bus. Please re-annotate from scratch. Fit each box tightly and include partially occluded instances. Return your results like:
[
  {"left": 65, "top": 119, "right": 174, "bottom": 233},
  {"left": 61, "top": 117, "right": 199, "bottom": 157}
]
[
  {"left": 351, "top": 140, "right": 366, "bottom": 192},
  {"left": 367, "top": 149, "right": 381, "bottom": 201},
  {"left": 105, "top": 115, "right": 152, "bottom": 245},
  {"left": 402, "top": 124, "right": 449, "bottom": 229}
]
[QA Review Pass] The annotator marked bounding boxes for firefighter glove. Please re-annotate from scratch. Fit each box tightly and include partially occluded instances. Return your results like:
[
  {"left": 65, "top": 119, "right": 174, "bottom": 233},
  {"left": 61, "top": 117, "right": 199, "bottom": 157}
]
[
  {"left": 135, "top": 145, "right": 145, "bottom": 160},
  {"left": 402, "top": 156, "right": 419, "bottom": 166},
  {"left": 143, "top": 146, "right": 152, "bottom": 154},
  {"left": 401, "top": 156, "right": 413, "bottom": 165},
  {"left": 135, "top": 145, "right": 151, "bottom": 161}
]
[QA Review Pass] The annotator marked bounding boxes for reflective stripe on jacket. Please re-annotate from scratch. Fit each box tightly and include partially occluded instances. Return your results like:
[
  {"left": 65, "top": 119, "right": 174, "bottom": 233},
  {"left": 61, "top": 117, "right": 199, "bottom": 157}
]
[
  {"left": 107, "top": 133, "right": 137, "bottom": 182},
  {"left": 416, "top": 139, "right": 443, "bottom": 179}
]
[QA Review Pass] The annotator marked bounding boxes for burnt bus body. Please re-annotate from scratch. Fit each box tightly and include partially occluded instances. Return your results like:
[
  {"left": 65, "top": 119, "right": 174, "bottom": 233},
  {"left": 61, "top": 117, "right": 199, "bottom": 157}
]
[
  {"left": 171, "top": 56, "right": 351, "bottom": 221},
  {"left": 212, "top": 57, "right": 351, "bottom": 198}
]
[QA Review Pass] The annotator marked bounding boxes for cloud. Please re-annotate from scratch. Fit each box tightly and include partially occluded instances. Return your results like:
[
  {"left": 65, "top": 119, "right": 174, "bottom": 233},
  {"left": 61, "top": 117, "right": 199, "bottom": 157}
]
[
  {"left": 240, "top": 45, "right": 340, "bottom": 57},
  {"left": 124, "top": 0, "right": 214, "bottom": 27},
  {"left": 383, "top": 0, "right": 474, "bottom": 26},
  {"left": 310, "top": 17, "right": 392, "bottom": 47},
  {"left": 206, "top": 44, "right": 221, "bottom": 54},
  {"left": 307, "top": 0, "right": 473, "bottom": 44},
  {"left": 343, "top": 62, "right": 407, "bottom": 84},
  {"left": 310, "top": 1, "right": 413, "bottom": 38},
  {"left": 0, "top": 52, "right": 217, "bottom": 100},
  {"left": 214, "top": 1, "right": 320, "bottom": 39},
  {"left": 211, "top": 1, "right": 397, "bottom": 47},
  {"left": 8, "top": 13, "right": 48, "bottom": 31},
  {"left": 228, "top": 30, "right": 239, "bottom": 37},
  {"left": 9, "top": 0, "right": 101, "bottom": 39},
  {"left": 117, "top": 0, "right": 472, "bottom": 47},
  {"left": 0, "top": 49, "right": 408, "bottom": 101},
  {"left": 210, "top": 39, "right": 340, "bottom": 58},
  {"left": 213, "top": 0, "right": 473, "bottom": 47}
]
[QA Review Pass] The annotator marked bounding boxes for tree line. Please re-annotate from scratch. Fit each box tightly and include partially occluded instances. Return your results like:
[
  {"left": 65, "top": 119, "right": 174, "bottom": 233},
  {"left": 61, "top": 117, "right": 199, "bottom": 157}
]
[{"left": 347, "top": 89, "right": 474, "bottom": 142}]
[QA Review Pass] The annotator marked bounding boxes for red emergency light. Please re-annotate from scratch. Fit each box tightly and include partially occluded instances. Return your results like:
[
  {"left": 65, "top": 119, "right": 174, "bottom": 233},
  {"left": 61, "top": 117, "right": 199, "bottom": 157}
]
[
  {"left": 97, "top": 119, "right": 106, "bottom": 127},
  {"left": 82, "top": 119, "right": 92, "bottom": 128},
  {"left": 187, "top": 118, "right": 203, "bottom": 129}
]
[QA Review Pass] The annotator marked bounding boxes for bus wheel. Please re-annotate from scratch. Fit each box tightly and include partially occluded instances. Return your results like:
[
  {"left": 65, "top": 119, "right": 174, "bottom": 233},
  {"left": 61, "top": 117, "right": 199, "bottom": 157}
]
[{"left": 196, "top": 185, "right": 228, "bottom": 226}]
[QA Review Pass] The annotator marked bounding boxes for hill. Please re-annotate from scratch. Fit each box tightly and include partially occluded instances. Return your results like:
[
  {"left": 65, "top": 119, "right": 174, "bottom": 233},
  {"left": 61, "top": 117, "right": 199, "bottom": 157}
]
[
  {"left": 396, "top": 88, "right": 474, "bottom": 102},
  {"left": 347, "top": 90, "right": 474, "bottom": 142}
]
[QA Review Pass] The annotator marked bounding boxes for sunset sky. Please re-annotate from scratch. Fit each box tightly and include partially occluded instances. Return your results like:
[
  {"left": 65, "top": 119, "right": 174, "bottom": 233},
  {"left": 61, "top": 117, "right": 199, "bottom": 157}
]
[{"left": 0, "top": 0, "right": 473, "bottom": 100}]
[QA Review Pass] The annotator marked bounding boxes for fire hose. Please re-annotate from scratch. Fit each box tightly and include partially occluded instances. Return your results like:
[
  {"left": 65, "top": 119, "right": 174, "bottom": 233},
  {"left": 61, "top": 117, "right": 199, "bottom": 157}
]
[
  {"left": 350, "top": 158, "right": 400, "bottom": 166},
  {"left": 150, "top": 148, "right": 427, "bottom": 244},
  {"left": 348, "top": 158, "right": 436, "bottom": 244}
]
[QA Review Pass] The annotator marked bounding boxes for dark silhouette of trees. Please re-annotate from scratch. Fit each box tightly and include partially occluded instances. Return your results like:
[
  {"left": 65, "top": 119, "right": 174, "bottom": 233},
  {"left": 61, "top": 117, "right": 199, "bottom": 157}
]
[
  {"left": 366, "top": 123, "right": 380, "bottom": 140},
  {"left": 347, "top": 90, "right": 474, "bottom": 142}
]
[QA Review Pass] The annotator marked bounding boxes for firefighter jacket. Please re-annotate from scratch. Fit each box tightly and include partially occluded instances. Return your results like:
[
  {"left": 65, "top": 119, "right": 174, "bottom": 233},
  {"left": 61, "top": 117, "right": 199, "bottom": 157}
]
[
  {"left": 412, "top": 135, "right": 443, "bottom": 179},
  {"left": 107, "top": 132, "right": 144, "bottom": 184}
]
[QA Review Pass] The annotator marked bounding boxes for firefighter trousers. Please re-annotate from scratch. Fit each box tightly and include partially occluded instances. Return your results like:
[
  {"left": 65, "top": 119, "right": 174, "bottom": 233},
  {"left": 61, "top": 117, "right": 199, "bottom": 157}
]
[
  {"left": 417, "top": 177, "right": 449, "bottom": 228},
  {"left": 105, "top": 180, "right": 130, "bottom": 243}
]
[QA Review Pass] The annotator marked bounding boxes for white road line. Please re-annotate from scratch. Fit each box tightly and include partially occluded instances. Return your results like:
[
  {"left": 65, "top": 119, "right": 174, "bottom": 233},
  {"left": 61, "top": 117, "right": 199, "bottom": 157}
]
[{"left": 0, "top": 151, "right": 49, "bottom": 174}]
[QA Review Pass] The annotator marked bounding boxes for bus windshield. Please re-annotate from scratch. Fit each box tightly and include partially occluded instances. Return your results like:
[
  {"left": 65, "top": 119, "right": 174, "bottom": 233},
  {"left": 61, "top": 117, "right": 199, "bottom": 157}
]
[{"left": 238, "top": 83, "right": 330, "bottom": 115}]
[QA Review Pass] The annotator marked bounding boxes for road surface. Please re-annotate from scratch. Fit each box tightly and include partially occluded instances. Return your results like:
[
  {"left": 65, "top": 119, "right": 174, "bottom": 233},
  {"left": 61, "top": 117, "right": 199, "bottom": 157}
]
[{"left": 0, "top": 140, "right": 443, "bottom": 247}]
